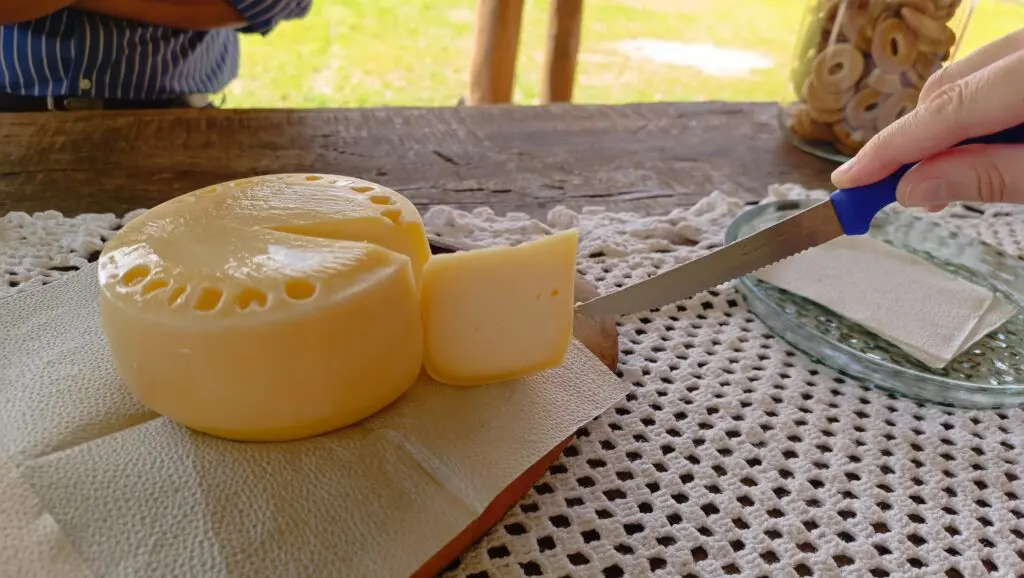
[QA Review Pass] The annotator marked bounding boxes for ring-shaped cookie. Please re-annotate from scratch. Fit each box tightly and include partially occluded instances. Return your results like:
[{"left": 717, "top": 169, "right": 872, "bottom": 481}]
[
  {"left": 840, "top": 7, "right": 867, "bottom": 41},
  {"left": 872, "top": 18, "right": 918, "bottom": 73},
  {"left": 866, "top": 68, "right": 905, "bottom": 93},
  {"left": 868, "top": 0, "right": 891, "bottom": 21},
  {"left": 876, "top": 88, "right": 919, "bottom": 132},
  {"left": 838, "top": 7, "right": 874, "bottom": 52},
  {"left": 903, "top": 67, "right": 925, "bottom": 89},
  {"left": 891, "top": 0, "right": 935, "bottom": 15},
  {"left": 809, "top": 104, "right": 847, "bottom": 124},
  {"left": 803, "top": 77, "right": 852, "bottom": 111},
  {"left": 933, "top": 7, "right": 955, "bottom": 23},
  {"left": 900, "top": 6, "right": 949, "bottom": 41},
  {"left": 812, "top": 44, "right": 865, "bottom": 93},
  {"left": 785, "top": 103, "right": 837, "bottom": 143},
  {"left": 832, "top": 121, "right": 869, "bottom": 152},
  {"left": 857, "top": 24, "right": 875, "bottom": 53},
  {"left": 913, "top": 54, "right": 940, "bottom": 78},
  {"left": 918, "top": 24, "right": 955, "bottom": 54},
  {"left": 845, "top": 87, "right": 885, "bottom": 131},
  {"left": 833, "top": 139, "right": 860, "bottom": 157}
]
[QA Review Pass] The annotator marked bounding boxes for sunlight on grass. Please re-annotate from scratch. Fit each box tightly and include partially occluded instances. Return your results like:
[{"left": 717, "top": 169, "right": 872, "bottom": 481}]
[{"left": 225, "top": 0, "right": 1024, "bottom": 108}]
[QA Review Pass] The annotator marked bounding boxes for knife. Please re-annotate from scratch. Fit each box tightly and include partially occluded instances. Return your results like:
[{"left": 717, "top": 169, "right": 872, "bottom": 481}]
[{"left": 575, "top": 122, "right": 1024, "bottom": 318}]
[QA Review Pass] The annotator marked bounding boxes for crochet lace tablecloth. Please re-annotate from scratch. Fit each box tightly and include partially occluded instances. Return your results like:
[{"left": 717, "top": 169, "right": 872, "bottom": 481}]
[{"left": 3, "top": 184, "right": 1024, "bottom": 578}]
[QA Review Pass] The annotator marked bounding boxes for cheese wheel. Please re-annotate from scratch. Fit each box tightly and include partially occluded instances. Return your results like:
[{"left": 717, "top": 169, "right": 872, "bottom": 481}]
[
  {"left": 98, "top": 174, "right": 431, "bottom": 442},
  {"left": 420, "top": 229, "right": 580, "bottom": 386}
]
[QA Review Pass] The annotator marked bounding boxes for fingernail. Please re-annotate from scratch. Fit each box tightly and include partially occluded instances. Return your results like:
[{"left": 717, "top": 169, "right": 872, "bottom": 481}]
[
  {"left": 902, "top": 179, "right": 949, "bottom": 207},
  {"left": 831, "top": 159, "right": 856, "bottom": 187}
]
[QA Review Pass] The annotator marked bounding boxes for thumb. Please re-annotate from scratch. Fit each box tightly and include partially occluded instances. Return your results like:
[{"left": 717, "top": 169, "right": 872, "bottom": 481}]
[{"left": 896, "top": 144, "right": 1024, "bottom": 208}]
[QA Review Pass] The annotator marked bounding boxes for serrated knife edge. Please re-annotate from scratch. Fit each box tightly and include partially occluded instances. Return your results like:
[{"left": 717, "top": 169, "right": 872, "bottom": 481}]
[{"left": 574, "top": 199, "right": 846, "bottom": 318}]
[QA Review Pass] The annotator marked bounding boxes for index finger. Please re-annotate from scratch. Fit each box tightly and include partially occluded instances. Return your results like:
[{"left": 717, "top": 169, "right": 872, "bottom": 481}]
[{"left": 831, "top": 49, "right": 1024, "bottom": 189}]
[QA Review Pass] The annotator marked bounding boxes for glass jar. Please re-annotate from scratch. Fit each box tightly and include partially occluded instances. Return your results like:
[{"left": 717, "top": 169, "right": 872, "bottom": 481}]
[{"left": 780, "top": 0, "right": 976, "bottom": 162}]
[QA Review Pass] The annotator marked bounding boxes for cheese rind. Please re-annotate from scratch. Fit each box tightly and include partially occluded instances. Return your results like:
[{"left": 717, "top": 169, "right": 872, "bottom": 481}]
[
  {"left": 421, "top": 230, "right": 580, "bottom": 386},
  {"left": 98, "top": 174, "right": 428, "bottom": 442}
]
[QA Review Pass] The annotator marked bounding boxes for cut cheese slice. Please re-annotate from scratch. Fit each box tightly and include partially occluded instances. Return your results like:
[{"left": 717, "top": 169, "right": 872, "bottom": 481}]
[
  {"left": 421, "top": 230, "right": 581, "bottom": 386},
  {"left": 98, "top": 174, "right": 431, "bottom": 442}
]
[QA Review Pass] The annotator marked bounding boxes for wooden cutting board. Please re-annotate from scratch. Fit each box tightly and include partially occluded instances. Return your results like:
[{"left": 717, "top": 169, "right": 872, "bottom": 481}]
[{"left": 415, "top": 236, "right": 620, "bottom": 577}]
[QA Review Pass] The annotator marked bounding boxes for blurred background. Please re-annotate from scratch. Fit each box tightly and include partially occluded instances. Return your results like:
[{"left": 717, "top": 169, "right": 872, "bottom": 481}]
[{"left": 224, "top": 0, "right": 1024, "bottom": 109}]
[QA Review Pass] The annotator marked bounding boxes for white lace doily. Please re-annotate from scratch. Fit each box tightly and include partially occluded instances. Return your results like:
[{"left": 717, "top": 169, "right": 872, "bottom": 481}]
[{"left": 3, "top": 185, "right": 1024, "bottom": 577}]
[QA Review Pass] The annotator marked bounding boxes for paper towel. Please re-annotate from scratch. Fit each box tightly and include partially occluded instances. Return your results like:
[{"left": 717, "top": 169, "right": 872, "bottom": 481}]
[
  {"left": 754, "top": 235, "right": 1017, "bottom": 368},
  {"left": 0, "top": 263, "right": 629, "bottom": 577},
  {"left": 0, "top": 455, "right": 90, "bottom": 578}
]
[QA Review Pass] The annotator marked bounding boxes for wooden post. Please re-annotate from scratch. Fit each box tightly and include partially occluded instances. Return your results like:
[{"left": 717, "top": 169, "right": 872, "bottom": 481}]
[
  {"left": 467, "top": 0, "right": 525, "bottom": 105},
  {"left": 541, "top": 0, "right": 584, "bottom": 103}
]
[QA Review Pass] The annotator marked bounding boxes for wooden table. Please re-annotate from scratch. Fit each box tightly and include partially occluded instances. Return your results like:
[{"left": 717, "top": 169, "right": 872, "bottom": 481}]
[
  {"left": 11, "top": 103, "right": 1009, "bottom": 578},
  {"left": 0, "top": 102, "right": 837, "bottom": 219}
]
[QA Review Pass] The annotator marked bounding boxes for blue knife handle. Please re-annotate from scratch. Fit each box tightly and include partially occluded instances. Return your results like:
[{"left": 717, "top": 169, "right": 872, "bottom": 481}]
[{"left": 830, "top": 122, "right": 1024, "bottom": 235}]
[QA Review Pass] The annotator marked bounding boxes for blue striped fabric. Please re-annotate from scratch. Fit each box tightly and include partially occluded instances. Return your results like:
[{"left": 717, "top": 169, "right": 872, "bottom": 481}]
[{"left": 0, "top": 0, "right": 311, "bottom": 100}]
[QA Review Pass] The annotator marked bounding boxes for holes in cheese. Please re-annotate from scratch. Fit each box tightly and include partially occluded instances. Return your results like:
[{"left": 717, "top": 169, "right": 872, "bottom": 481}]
[
  {"left": 97, "top": 174, "right": 429, "bottom": 442},
  {"left": 120, "top": 264, "right": 151, "bottom": 287},
  {"left": 284, "top": 279, "right": 318, "bottom": 301},
  {"left": 166, "top": 285, "right": 188, "bottom": 307},
  {"left": 380, "top": 207, "right": 403, "bottom": 226},
  {"left": 192, "top": 286, "right": 225, "bottom": 312},
  {"left": 235, "top": 287, "right": 269, "bottom": 311},
  {"left": 420, "top": 229, "right": 581, "bottom": 386},
  {"left": 140, "top": 277, "right": 170, "bottom": 297}
]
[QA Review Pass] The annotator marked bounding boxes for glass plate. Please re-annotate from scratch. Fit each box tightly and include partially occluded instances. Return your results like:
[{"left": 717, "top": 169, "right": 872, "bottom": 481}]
[{"left": 724, "top": 199, "right": 1024, "bottom": 409}]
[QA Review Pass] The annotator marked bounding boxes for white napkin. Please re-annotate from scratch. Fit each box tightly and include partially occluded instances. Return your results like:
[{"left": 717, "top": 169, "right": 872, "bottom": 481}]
[
  {"left": 0, "top": 455, "right": 90, "bottom": 577},
  {"left": 0, "top": 263, "right": 629, "bottom": 577},
  {"left": 754, "top": 235, "right": 1016, "bottom": 368}
]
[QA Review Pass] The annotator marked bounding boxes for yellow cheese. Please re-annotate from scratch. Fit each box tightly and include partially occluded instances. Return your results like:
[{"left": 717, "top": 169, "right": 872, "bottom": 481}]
[
  {"left": 420, "top": 229, "right": 580, "bottom": 386},
  {"left": 98, "top": 174, "right": 431, "bottom": 442}
]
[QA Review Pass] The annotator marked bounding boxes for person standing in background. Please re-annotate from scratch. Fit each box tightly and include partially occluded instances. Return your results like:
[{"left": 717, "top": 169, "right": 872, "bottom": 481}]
[{"left": 0, "top": 0, "right": 312, "bottom": 112}]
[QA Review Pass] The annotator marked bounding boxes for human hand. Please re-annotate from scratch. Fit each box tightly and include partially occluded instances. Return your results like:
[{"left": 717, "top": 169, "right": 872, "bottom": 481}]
[
  {"left": 74, "top": 0, "right": 245, "bottom": 30},
  {"left": 830, "top": 27, "right": 1024, "bottom": 210},
  {"left": 0, "top": 0, "right": 75, "bottom": 25}
]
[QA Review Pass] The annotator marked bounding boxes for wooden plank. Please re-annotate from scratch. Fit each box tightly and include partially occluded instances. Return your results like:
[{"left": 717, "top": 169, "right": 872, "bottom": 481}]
[
  {"left": 0, "top": 102, "right": 838, "bottom": 219},
  {"left": 541, "top": 0, "right": 584, "bottom": 103},
  {"left": 467, "top": 0, "right": 525, "bottom": 105}
]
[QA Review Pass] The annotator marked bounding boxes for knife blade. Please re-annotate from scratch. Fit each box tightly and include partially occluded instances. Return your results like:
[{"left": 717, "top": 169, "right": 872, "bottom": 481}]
[
  {"left": 574, "top": 122, "right": 1024, "bottom": 318},
  {"left": 574, "top": 198, "right": 844, "bottom": 317}
]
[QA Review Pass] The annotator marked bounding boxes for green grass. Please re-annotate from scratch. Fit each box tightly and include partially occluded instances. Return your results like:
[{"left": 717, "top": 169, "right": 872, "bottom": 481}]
[{"left": 225, "top": 0, "right": 1024, "bottom": 108}]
